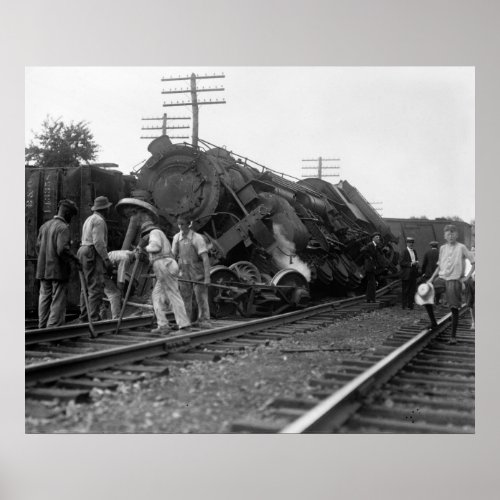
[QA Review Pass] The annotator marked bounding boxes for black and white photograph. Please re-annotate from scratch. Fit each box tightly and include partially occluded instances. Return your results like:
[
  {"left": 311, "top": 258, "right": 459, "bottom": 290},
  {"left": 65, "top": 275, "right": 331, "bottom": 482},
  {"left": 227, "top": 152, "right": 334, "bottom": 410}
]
[
  {"left": 25, "top": 66, "right": 475, "bottom": 434},
  {"left": 4, "top": 0, "right": 500, "bottom": 499}
]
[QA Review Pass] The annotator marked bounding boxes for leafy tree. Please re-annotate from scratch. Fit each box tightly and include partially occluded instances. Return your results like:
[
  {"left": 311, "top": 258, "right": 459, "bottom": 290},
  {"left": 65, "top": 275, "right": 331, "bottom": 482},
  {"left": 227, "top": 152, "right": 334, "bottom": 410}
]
[
  {"left": 435, "top": 216, "right": 464, "bottom": 222},
  {"left": 409, "top": 215, "right": 429, "bottom": 219},
  {"left": 25, "top": 116, "right": 99, "bottom": 168}
]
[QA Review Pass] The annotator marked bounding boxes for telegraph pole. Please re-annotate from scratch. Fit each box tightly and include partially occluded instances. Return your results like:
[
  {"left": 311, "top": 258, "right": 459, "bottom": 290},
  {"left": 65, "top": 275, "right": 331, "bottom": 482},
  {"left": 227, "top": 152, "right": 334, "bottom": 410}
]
[
  {"left": 140, "top": 113, "right": 190, "bottom": 140},
  {"left": 161, "top": 72, "right": 226, "bottom": 147},
  {"left": 301, "top": 157, "right": 340, "bottom": 180}
]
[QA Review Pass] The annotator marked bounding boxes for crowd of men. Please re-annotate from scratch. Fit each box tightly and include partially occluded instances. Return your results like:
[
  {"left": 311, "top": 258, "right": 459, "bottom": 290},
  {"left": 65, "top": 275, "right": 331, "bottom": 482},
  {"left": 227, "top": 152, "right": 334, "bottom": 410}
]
[
  {"left": 35, "top": 196, "right": 213, "bottom": 335},
  {"left": 363, "top": 225, "right": 475, "bottom": 345}
]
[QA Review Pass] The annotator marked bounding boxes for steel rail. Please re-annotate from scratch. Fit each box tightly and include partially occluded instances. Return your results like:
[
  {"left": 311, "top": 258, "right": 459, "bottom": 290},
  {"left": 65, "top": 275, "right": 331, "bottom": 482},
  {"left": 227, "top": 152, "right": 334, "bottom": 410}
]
[
  {"left": 280, "top": 308, "right": 462, "bottom": 433},
  {"left": 25, "top": 315, "right": 155, "bottom": 345},
  {"left": 26, "top": 282, "right": 400, "bottom": 385}
]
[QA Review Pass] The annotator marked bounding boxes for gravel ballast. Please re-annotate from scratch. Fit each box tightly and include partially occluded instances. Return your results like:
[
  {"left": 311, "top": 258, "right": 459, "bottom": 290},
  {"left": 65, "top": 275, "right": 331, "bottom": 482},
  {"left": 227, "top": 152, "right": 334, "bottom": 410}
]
[{"left": 25, "top": 306, "right": 433, "bottom": 433}]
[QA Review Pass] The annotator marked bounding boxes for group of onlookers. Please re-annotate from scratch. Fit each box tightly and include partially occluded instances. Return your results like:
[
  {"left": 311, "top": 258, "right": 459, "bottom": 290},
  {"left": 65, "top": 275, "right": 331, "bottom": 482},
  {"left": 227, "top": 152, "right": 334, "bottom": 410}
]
[{"left": 363, "top": 224, "right": 475, "bottom": 345}]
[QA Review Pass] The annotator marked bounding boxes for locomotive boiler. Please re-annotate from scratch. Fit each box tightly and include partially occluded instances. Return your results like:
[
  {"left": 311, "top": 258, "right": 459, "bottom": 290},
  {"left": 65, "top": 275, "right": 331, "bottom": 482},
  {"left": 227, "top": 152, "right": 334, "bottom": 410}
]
[{"left": 128, "top": 136, "right": 398, "bottom": 315}]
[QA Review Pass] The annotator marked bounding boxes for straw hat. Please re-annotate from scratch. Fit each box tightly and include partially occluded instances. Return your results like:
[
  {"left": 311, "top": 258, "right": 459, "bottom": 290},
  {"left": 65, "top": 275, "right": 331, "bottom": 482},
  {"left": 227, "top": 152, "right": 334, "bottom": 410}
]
[
  {"left": 116, "top": 197, "right": 159, "bottom": 222},
  {"left": 415, "top": 282, "right": 435, "bottom": 306},
  {"left": 91, "top": 196, "right": 112, "bottom": 211}
]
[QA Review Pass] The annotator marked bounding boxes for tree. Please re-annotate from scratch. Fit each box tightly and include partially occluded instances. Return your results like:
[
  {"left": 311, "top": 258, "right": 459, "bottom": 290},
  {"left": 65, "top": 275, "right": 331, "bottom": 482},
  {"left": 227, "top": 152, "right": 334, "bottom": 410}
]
[
  {"left": 25, "top": 116, "right": 99, "bottom": 168},
  {"left": 435, "top": 216, "right": 464, "bottom": 222},
  {"left": 409, "top": 215, "right": 429, "bottom": 220}
]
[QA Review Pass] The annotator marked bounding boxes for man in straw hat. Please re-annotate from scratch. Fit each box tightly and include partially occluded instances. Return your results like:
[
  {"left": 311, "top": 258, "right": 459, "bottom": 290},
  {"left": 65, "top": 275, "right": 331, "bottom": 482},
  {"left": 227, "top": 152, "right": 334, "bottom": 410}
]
[
  {"left": 116, "top": 197, "right": 159, "bottom": 250},
  {"left": 425, "top": 224, "right": 475, "bottom": 344},
  {"left": 399, "top": 236, "right": 420, "bottom": 310},
  {"left": 140, "top": 221, "right": 191, "bottom": 334},
  {"left": 36, "top": 199, "right": 80, "bottom": 327},
  {"left": 77, "top": 195, "right": 114, "bottom": 322}
]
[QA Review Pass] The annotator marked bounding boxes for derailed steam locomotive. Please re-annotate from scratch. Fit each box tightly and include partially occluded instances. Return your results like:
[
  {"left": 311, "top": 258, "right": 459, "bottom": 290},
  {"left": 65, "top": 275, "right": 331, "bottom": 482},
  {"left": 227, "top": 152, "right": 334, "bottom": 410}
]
[
  {"left": 25, "top": 136, "right": 399, "bottom": 318},
  {"left": 129, "top": 137, "right": 398, "bottom": 316}
]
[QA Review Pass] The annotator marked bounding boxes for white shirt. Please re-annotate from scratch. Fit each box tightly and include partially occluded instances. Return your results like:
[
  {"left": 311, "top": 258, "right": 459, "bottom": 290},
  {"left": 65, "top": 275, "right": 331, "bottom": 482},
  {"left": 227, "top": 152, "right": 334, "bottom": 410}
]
[{"left": 407, "top": 247, "right": 416, "bottom": 263}]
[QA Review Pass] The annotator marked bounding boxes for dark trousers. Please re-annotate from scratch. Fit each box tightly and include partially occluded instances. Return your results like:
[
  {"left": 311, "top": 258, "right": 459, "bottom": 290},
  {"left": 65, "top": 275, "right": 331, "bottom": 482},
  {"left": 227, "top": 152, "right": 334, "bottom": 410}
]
[
  {"left": 38, "top": 279, "right": 68, "bottom": 328},
  {"left": 78, "top": 245, "right": 105, "bottom": 322},
  {"left": 366, "top": 272, "right": 377, "bottom": 302},
  {"left": 402, "top": 276, "right": 417, "bottom": 308}
]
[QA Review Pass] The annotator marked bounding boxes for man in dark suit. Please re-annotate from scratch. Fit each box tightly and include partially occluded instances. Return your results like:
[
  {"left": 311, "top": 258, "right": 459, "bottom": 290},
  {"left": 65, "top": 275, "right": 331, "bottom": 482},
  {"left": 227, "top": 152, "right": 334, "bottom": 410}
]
[
  {"left": 421, "top": 240, "right": 443, "bottom": 305},
  {"left": 363, "top": 232, "right": 382, "bottom": 303},
  {"left": 399, "top": 236, "right": 420, "bottom": 309}
]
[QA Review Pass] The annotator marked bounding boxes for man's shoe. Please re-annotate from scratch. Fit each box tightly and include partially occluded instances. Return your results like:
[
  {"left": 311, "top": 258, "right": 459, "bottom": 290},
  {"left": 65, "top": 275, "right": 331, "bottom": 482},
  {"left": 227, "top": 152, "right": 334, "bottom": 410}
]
[
  {"left": 179, "top": 326, "right": 192, "bottom": 333},
  {"left": 151, "top": 325, "right": 170, "bottom": 335},
  {"left": 197, "top": 321, "right": 213, "bottom": 329}
]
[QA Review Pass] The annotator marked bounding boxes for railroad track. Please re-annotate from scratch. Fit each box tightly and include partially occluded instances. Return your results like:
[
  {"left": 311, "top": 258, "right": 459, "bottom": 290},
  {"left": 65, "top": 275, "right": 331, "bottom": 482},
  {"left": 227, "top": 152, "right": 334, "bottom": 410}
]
[
  {"left": 230, "top": 306, "right": 474, "bottom": 434},
  {"left": 25, "top": 281, "right": 400, "bottom": 404}
]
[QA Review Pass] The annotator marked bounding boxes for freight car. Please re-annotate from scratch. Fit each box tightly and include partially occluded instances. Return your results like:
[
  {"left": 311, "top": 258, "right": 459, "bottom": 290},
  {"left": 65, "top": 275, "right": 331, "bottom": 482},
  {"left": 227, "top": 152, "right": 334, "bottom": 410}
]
[
  {"left": 384, "top": 217, "right": 473, "bottom": 263},
  {"left": 25, "top": 163, "right": 135, "bottom": 315},
  {"left": 25, "top": 137, "right": 399, "bottom": 319}
]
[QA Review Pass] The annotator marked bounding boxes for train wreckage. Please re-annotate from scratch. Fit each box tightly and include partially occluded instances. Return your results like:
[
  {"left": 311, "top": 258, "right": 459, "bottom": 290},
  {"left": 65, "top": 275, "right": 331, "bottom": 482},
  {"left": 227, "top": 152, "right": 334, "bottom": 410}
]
[{"left": 26, "top": 136, "right": 400, "bottom": 318}]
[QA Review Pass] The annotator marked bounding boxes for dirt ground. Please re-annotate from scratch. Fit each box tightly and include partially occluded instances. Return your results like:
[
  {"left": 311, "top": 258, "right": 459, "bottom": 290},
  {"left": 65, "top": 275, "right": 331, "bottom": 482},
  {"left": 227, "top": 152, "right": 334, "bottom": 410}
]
[{"left": 25, "top": 305, "right": 434, "bottom": 433}]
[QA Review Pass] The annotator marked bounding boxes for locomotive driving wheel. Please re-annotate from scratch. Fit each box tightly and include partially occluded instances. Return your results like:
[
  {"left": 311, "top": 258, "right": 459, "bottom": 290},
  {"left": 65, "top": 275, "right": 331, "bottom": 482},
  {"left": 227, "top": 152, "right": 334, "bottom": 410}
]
[
  {"left": 208, "top": 265, "right": 242, "bottom": 318},
  {"left": 229, "top": 261, "right": 262, "bottom": 284},
  {"left": 270, "top": 269, "right": 310, "bottom": 308}
]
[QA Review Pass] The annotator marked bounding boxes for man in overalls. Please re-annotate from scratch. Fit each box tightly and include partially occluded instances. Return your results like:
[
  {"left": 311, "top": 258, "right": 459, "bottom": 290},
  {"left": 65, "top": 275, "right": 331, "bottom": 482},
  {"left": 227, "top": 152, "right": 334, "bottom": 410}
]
[
  {"left": 140, "top": 221, "right": 191, "bottom": 334},
  {"left": 172, "top": 215, "right": 212, "bottom": 328}
]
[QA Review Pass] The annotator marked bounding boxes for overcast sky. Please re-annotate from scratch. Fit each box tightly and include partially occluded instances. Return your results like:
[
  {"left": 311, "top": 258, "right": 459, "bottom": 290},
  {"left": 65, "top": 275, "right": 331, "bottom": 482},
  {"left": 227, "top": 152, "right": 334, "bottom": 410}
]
[{"left": 25, "top": 66, "right": 474, "bottom": 222}]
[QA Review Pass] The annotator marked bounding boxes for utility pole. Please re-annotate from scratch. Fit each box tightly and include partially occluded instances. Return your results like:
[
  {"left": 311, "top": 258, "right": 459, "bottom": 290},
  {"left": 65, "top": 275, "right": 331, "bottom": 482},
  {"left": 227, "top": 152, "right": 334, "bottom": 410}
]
[
  {"left": 140, "top": 112, "right": 190, "bottom": 140},
  {"left": 301, "top": 157, "right": 340, "bottom": 180},
  {"left": 161, "top": 72, "right": 226, "bottom": 148}
]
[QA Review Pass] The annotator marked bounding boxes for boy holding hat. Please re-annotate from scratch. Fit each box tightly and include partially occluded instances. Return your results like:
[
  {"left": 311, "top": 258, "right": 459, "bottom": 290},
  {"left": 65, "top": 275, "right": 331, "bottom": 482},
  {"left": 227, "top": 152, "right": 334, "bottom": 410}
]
[{"left": 425, "top": 225, "right": 475, "bottom": 344}]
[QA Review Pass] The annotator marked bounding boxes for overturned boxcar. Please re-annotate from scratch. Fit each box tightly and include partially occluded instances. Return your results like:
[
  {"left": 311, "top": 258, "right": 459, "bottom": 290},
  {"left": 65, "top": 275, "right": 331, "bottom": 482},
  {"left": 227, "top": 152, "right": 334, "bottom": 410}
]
[{"left": 25, "top": 137, "right": 400, "bottom": 318}]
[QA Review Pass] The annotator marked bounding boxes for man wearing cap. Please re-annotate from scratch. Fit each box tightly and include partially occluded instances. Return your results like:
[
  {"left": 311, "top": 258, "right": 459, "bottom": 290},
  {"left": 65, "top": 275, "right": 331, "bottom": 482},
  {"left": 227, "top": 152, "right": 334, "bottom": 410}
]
[
  {"left": 399, "top": 236, "right": 420, "bottom": 309},
  {"left": 77, "top": 196, "right": 114, "bottom": 322},
  {"left": 36, "top": 199, "right": 80, "bottom": 328},
  {"left": 426, "top": 224, "right": 475, "bottom": 344},
  {"left": 140, "top": 221, "right": 191, "bottom": 334},
  {"left": 172, "top": 215, "right": 212, "bottom": 327},
  {"left": 363, "top": 232, "right": 382, "bottom": 303}
]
